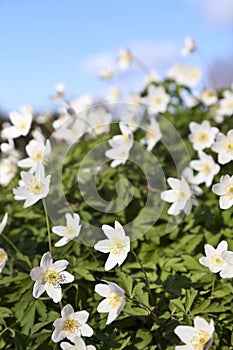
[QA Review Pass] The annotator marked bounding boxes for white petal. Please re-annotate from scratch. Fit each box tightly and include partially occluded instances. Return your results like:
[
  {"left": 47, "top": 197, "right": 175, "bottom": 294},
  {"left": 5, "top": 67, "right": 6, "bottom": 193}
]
[
  {"left": 52, "top": 226, "right": 67, "bottom": 237},
  {"left": 46, "top": 284, "right": 62, "bottom": 303},
  {"left": 30, "top": 266, "right": 43, "bottom": 281},
  {"left": 60, "top": 342, "right": 75, "bottom": 350},
  {"left": 95, "top": 283, "right": 110, "bottom": 297},
  {"left": 212, "top": 184, "right": 225, "bottom": 196},
  {"left": 74, "top": 310, "right": 89, "bottom": 324},
  {"left": 220, "top": 264, "right": 233, "bottom": 278},
  {"left": 40, "top": 252, "right": 52, "bottom": 268},
  {"left": 174, "top": 326, "right": 195, "bottom": 344},
  {"left": 60, "top": 271, "right": 74, "bottom": 284},
  {"left": 194, "top": 316, "right": 214, "bottom": 335},
  {"left": 33, "top": 281, "right": 46, "bottom": 298},
  {"left": 61, "top": 304, "right": 74, "bottom": 319},
  {"left": 222, "top": 251, "right": 233, "bottom": 264},
  {"left": 51, "top": 328, "right": 66, "bottom": 343},
  {"left": 97, "top": 299, "right": 112, "bottom": 313},
  {"left": 106, "top": 310, "right": 118, "bottom": 325},
  {"left": 161, "top": 190, "right": 177, "bottom": 203},
  {"left": 218, "top": 152, "right": 232, "bottom": 164},
  {"left": 175, "top": 346, "right": 193, "bottom": 350},
  {"left": 219, "top": 196, "right": 233, "bottom": 209},
  {"left": 55, "top": 237, "right": 70, "bottom": 247},
  {"left": 80, "top": 323, "right": 93, "bottom": 337},
  {"left": 117, "top": 252, "right": 128, "bottom": 266},
  {"left": 217, "top": 240, "right": 228, "bottom": 253},
  {"left": 204, "top": 244, "right": 215, "bottom": 258},
  {"left": 94, "top": 239, "right": 111, "bottom": 253},
  {"left": 105, "top": 253, "right": 118, "bottom": 271},
  {"left": 167, "top": 178, "right": 181, "bottom": 190},
  {"left": 199, "top": 257, "right": 210, "bottom": 268},
  {"left": 52, "top": 260, "right": 69, "bottom": 272}
]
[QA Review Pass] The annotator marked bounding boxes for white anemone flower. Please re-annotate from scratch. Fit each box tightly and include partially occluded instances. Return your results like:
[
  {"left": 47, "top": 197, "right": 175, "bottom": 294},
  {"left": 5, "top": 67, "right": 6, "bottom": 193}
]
[
  {"left": 199, "top": 240, "right": 228, "bottom": 273},
  {"left": 30, "top": 252, "right": 74, "bottom": 303},
  {"left": 53, "top": 115, "right": 87, "bottom": 146},
  {"left": 106, "top": 86, "right": 121, "bottom": 103},
  {"left": 211, "top": 129, "right": 233, "bottom": 164},
  {"left": 88, "top": 107, "right": 112, "bottom": 136},
  {"left": 201, "top": 88, "right": 217, "bottom": 106},
  {"left": 142, "top": 85, "right": 170, "bottom": 115},
  {"left": 0, "top": 213, "right": 8, "bottom": 234},
  {"left": 220, "top": 251, "right": 233, "bottom": 278},
  {"left": 2, "top": 107, "right": 33, "bottom": 139},
  {"left": 99, "top": 68, "right": 115, "bottom": 80},
  {"left": 190, "top": 151, "right": 220, "bottom": 187},
  {"left": 52, "top": 304, "right": 93, "bottom": 342},
  {"left": 118, "top": 48, "right": 132, "bottom": 70},
  {"left": 94, "top": 221, "right": 130, "bottom": 271},
  {"left": 95, "top": 280, "right": 125, "bottom": 325},
  {"left": 18, "top": 134, "right": 51, "bottom": 173},
  {"left": 61, "top": 338, "right": 96, "bottom": 350},
  {"left": 182, "top": 167, "right": 203, "bottom": 197},
  {"left": 13, "top": 165, "right": 51, "bottom": 208},
  {"left": 181, "top": 37, "right": 196, "bottom": 56},
  {"left": 161, "top": 176, "right": 192, "bottom": 216},
  {"left": 50, "top": 83, "right": 66, "bottom": 101},
  {"left": 141, "top": 117, "right": 162, "bottom": 151},
  {"left": 105, "top": 122, "right": 133, "bottom": 168},
  {"left": 167, "top": 64, "right": 202, "bottom": 88},
  {"left": 174, "top": 316, "right": 214, "bottom": 350},
  {"left": 0, "top": 248, "right": 8, "bottom": 273},
  {"left": 52, "top": 213, "right": 82, "bottom": 247},
  {"left": 188, "top": 120, "right": 218, "bottom": 151},
  {"left": 218, "top": 90, "right": 233, "bottom": 117},
  {"left": 212, "top": 174, "right": 233, "bottom": 209}
]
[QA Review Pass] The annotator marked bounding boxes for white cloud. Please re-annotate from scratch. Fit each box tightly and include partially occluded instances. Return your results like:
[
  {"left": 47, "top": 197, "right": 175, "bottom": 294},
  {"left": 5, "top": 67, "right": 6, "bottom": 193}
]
[{"left": 190, "top": 0, "right": 233, "bottom": 26}]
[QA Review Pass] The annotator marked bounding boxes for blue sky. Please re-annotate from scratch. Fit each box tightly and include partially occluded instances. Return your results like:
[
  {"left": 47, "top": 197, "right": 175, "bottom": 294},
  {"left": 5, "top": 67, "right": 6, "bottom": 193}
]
[{"left": 0, "top": 0, "right": 233, "bottom": 113}]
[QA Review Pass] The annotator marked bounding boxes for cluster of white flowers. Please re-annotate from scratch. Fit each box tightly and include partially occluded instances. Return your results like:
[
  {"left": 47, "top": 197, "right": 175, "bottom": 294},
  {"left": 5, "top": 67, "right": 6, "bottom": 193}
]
[
  {"left": 199, "top": 240, "right": 233, "bottom": 278},
  {"left": 0, "top": 213, "right": 8, "bottom": 273}
]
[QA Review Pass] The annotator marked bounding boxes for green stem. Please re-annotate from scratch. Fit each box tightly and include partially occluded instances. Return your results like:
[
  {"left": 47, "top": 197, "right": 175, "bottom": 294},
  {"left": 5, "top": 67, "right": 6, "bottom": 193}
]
[
  {"left": 211, "top": 274, "right": 216, "bottom": 297},
  {"left": 133, "top": 56, "right": 151, "bottom": 76},
  {"left": 42, "top": 200, "right": 52, "bottom": 256},
  {"left": 131, "top": 250, "right": 152, "bottom": 303},
  {"left": 1, "top": 233, "right": 21, "bottom": 255}
]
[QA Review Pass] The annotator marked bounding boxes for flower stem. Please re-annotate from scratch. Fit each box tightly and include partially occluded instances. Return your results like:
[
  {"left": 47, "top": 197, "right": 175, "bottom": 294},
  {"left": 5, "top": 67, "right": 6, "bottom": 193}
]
[
  {"left": 1, "top": 233, "right": 21, "bottom": 255},
  {"left": 42, "top": 200, "right": 52, "bottom": 256},
  {"left": 133, "top": 56, "right": 151, "bottom": 76},
  {"left": 211, "top": 274, "right": 216, "bottom": 297},
  {"left": 131, "top": 250, "right": 153, "bottom": 303}
]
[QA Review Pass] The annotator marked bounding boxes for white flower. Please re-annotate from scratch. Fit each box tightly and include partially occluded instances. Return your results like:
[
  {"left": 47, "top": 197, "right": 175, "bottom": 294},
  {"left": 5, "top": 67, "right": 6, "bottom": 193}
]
[
  {"left": 61, "top": 338, "right": 96, "bottom": 350},
  {"left": 182, "top": 167, "right": 203, "bottom": 196},
  {"left": 167, "top": 64, "right": 202, "bottom": 87},
  {"left": 211, "top": 129, "right": 233, "bottom": 164},
  {"left": 105, "top": 122, "right": 133, "bottom": 168},
  {"left": 99, "top": 68, "right": 115, "bottom": 79},
  {"left": 88, "top": 107, "right": 112, "bottom": 136},
  {"left": 94, "top": 221, "right": 130, "bottom": 271},
  {"left": 141, "top": 117, "right": 162, "bottom": 151},
  {"left": 18, "top": 133, "right": 51, "bottom": 173},
  {"left": 181, "top": 37, "right": 196, "bottom": 56},
  {"left": 0, "top": 248, "right": 8, "bottom": 273},
  {"left": 53, "top": 115, "right": 87, "bottom": 146},
  {"left": 0, "top": 213, "right": 8, "bottom": 234},
  {"left": 199, "top": 240, "right": 228, "bottom": 273},
  {"left": 220, "top": 251, "right": 233, "bottom": 278},
  {"left": 95, "top": 280, "right": 125, "bottom": 325},
  {"left": 52, "top": 304, "right": 93, "bottom": 342},
  {"left": 218, "top": 90, "right": 233, "bottom": 117},
  {"left": 13, "top": 165, "right": 51, "bottom": 208},
  {"left": 212, "top": 174, "right": 233, "bottom": 209},
  {"left": 117, "top": 48, "right": 132, "bottom": 70},
  {"left": 2, "top": 107, "right": 33, "bottom": 139},
  {"left": 106, "top": 86, "right": 121, "bottom": 103},
  {"left": 201, "top": 88, "right": 217, "bottom": 106},
  {"left": 190, "top": 151, "right": 220, "bottom": 187},
  {"left": 52, "top": 213, "right": 82, "bottom": 247},
  {"left": 50, "top": 83, "right": 66, "bottom": 101},
  {"left": 143, "top": 85, "right": 170, "bottom": 115},
  {"left": 161, "top": 176, "right": 192, "bottom": 216},
  {"left": 188, "top": 120, "right": 218, "bottom": 151},
  {"left": 174, "top": 316, "right": 214, "bottom": 350},
  {"left": 0, "top": 157, "right": 19, "bottom": 187},
  {"left": 144, "top": 70, "right": 159, "bottom": 86},
  {"left": 30, "top": 252, "right": 74, "bottom": 303}
]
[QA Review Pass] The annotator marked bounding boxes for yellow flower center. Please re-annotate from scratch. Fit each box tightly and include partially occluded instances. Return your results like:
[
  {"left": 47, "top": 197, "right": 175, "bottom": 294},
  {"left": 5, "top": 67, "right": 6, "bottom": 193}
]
[
  {"left": 227, "top": 101, "right": 233, "bottom": 110},
  {"left": 176, "top": 190, "right": 186, "bottom": 200},
  {"left": 121, "top": 51, "right": 132, "bottom": 64},
  {"left": 63, "top": 318, "right": 79, "bottom": 333},
  {"left": 146, "top": 130, "right": 156, "bottom": 139},
  {"left": 190, "top": 330, "right": 210, "bottom": 350},
  {"left": 32, "top": 151, "right": 43, "bottom": 162},
  {"left": 108, "top": 291, "right": 122, "bottom": 309},
  {"left": 28, "top": 178, "right": 42, "bottom": 194},
  {"left": 211, "top": 253, "right": 224, "bottom": 266},
  {"left": 43, "top": 269, "right": 61, "bottom": 286},
  {"left": 224, "top": 141, "right": 233, "bottom": 152},
  {"left": 153, "top": 96, "right": 162, "bottom": 105},
  {"left": 109, "top": 237, "right": 125, "bottom": 254},
  {"left": 197, "top": 132, "right": 208, "bottom": 143},
  {"left": 18, "top": 122, "right": 27, "bottom": 131},
  {"left": 226, "top": 185, "right": 233, "bottom": 198},
  {"left": 201, "top": 163, "right": 211, "bottom": 174},
  {"left": 0, "top": 251, "right": 6, "bottom": 262},
  {"left": 93, "top": 124, "right": 103, "bottom": 133}
]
